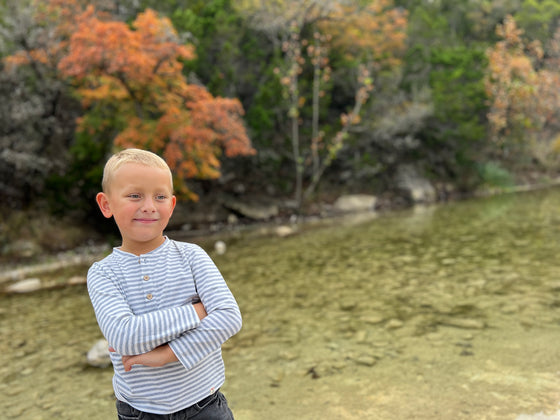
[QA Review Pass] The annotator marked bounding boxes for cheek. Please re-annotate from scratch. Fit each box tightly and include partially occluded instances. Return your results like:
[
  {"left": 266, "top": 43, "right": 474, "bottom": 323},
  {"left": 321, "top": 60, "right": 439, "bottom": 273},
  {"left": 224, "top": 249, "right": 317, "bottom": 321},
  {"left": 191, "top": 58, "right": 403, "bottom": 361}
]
[
  {"left": 160, "top": 206, "right": 174, "bottom": 219},
  {"left": 112, "top": 204, "right": 137, "bottom": 221}
]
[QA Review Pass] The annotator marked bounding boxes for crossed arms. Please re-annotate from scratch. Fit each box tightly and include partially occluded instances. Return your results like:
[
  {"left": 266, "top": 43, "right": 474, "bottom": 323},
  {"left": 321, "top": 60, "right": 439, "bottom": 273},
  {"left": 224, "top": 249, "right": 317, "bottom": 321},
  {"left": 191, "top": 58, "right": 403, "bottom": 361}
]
[
  {"left": 87, "top": 244, "right": 242, "bottom": 373},
  {"left": 111, "top": 302, "right": 208, "bottom": 371}
]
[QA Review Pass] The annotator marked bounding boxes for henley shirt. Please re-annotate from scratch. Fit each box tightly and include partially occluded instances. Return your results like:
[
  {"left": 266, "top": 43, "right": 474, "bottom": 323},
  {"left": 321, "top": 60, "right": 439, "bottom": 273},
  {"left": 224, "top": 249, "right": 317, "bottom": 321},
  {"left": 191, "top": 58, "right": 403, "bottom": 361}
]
[{"left": 87, "top": 238, "right": 242, "bottom": 414}]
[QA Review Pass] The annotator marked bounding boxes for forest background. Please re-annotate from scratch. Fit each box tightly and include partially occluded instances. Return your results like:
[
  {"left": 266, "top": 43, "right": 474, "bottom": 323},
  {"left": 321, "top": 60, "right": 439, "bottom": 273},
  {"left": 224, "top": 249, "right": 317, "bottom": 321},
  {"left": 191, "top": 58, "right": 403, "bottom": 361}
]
[{"left": 2, "top": 0, "right": 560, "bottom": 256}]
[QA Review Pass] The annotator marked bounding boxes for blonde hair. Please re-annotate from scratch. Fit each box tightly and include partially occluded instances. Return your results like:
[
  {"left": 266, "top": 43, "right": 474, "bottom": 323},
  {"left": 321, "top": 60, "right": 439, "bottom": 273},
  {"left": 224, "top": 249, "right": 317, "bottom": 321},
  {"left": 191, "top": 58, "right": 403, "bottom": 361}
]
[{"left": 102, "top": 148, "right": 173, "bottom": 192}]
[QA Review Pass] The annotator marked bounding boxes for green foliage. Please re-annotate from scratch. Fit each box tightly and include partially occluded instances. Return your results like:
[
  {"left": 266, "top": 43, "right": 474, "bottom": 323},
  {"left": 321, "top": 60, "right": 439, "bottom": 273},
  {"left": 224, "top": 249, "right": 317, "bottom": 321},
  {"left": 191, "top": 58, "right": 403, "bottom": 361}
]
[
  {"left": 428, "top": 45, "right": 488, "bottom": 146},
  {"left": 5, "top": 0, "right": 560, "bottom": 226},
  {"left": 515, "top": 0, "right": 560, "bottom": 45},
  {"left": 171, "top": 0, "right": 289, "bottom": 168},
  {"left": 46, "top": 132, "right": 112, "bottom": 226},
  {"left": 476, "top": 161, "right": 515, "bottom": 189},
  {"left": 172, "top": 0, "right": 246, "bottom": 96},
  {"left": 406, "top": 44, "right": 489, "bottom": 183}
]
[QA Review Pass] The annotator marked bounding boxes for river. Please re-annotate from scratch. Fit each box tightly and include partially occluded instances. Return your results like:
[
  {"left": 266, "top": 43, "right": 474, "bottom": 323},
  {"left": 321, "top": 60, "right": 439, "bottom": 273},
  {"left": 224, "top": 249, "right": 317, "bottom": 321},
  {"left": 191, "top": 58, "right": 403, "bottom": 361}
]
[{"left": 2, "top": 187, "right": 560, "bottom": 419}]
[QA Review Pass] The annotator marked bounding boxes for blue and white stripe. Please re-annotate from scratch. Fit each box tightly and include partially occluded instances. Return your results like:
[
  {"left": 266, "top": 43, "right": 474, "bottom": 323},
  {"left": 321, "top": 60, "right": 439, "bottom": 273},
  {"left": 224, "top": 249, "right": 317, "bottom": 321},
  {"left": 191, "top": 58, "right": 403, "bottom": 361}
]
[{"left": 87, "top": 238, "right": 242, "bottom": 415}]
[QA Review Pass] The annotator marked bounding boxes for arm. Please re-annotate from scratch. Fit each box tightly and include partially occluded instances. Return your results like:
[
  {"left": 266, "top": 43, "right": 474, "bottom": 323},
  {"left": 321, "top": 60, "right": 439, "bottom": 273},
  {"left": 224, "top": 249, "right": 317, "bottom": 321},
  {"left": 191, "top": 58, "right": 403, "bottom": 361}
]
[
  {"left": 87, "top": 262, "right": 202, "bottom": 355},
  {"left": 115, "top": 303, "right": 208, "bottom": 371},
  {"left": 167, "top": 244, "right": 242, "bottom": 371}
]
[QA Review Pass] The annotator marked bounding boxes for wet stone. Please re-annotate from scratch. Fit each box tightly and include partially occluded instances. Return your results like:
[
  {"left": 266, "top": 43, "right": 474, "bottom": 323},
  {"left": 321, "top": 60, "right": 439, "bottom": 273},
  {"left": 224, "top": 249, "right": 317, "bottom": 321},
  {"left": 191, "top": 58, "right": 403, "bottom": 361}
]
[
  {"left": 440, "top": 318, "right": 486, "bottom": 329},
  {"left": 354, "top": 355, "right": 377, "bottom": 367},
  {"left": 501, "top": 304, "right": 520, "bottom": 314},
  {"left": 386, "top": 319, "right": 404, "bottom": 329},
  {"left": 339, "top": 299, "right": 357, "bottom": 311},
  {"left": 361, "top": 315, "right": 385, "bottom": 324}
]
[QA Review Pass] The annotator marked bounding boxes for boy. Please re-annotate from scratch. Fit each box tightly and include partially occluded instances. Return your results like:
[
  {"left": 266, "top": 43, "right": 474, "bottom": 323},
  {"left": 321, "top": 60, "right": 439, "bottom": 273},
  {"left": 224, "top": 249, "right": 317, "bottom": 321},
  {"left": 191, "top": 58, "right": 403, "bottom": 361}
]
[{"left": 87, "top": 148, "right": 241, "bottom": 419}]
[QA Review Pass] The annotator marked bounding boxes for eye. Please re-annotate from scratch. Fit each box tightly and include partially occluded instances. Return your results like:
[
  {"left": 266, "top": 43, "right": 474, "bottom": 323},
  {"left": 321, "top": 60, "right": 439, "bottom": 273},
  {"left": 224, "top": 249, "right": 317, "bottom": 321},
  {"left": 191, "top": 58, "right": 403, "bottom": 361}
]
[
  {"left": 128, "top": 193, "right": 141, "bottom": 199},
  {"left": 155, "top": 194, "right": 167, "bottom": 201}
]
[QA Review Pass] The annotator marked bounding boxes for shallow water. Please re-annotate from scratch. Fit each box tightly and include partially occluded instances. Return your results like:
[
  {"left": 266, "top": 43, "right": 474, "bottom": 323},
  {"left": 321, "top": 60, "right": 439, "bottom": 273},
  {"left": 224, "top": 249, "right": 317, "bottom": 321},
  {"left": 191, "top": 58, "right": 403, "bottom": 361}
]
[{"left": 2, "top": 188, "right": 560, "bottom": 419}]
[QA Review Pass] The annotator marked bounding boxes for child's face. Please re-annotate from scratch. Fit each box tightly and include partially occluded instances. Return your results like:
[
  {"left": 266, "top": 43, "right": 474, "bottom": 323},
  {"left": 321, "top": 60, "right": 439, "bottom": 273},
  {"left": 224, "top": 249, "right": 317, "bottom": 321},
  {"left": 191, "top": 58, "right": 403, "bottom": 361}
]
[{"left": 96, "top": 163, "right": 176, "bottom": 255}]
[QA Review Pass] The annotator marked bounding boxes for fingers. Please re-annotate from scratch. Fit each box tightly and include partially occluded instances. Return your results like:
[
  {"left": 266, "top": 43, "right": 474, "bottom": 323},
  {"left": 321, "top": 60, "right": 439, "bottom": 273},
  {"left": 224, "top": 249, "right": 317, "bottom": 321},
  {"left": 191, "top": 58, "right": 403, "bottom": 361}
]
[{"left": 122, "top": 355, "right": 134, "bottom": 372}]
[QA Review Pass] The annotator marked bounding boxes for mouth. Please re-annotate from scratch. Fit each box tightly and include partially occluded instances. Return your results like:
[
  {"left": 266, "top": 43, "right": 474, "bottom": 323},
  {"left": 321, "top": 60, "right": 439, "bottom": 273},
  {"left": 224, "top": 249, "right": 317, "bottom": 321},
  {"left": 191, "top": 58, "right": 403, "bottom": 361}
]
[{"left": 134, "top": 218, "right": 159, "bottom": 223}]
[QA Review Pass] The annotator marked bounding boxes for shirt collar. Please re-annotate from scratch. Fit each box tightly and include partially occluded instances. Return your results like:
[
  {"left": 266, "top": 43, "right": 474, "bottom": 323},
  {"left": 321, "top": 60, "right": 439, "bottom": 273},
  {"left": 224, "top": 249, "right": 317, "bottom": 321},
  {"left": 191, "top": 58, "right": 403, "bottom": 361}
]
[{"left": 113, "top": 236, "right": 170, "bottom": 258}]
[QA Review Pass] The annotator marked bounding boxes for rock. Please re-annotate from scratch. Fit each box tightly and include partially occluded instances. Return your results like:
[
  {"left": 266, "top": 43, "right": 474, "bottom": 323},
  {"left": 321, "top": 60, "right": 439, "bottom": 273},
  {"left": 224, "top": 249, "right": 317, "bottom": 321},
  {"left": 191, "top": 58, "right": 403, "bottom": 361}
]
[
  {"left": 339, "top": 299, "right": 357, "bottom": 311},
  {"left": 395, "top": 164, "right": 436, "bottom": 203},
  {"left": 214, "top": 241, "right": 227, "bottom": 255},
  {"left": 386, "top": 319, "right": 404, "bottom": 329},
  {"left": 222, "top": 196, "right": 279, "bottom": 220},
  {"left": 86, "top": 339, "right": 111, "bottom": 368},
  {"left": 5, "top": 278, "right": 42, "bottom": 293},
  {"left": 275, "top": 226, "right": 295, "bottom": 237},
  {"left": 333, "top": 194, "right": 377, "bottom": 213},
  {"left": 67, "top": 276, "right": 87, "bottom": 285},
  {"left": 361, "top": 315, "right": 385, "bottom": 325},
  {"left": 354, "top": 355, "right": 377, "bottom": 367},
  {"left": 440, "top": 318, "right": 485, "bottom": 329}
]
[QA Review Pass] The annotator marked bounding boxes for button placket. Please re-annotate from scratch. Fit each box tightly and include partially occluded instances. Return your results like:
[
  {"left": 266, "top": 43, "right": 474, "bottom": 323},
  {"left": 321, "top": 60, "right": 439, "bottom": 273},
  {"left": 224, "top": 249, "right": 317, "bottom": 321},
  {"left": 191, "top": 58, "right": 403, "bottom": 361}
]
[{"left": 140, "top": 256, "right": 154, "bottom": 303}]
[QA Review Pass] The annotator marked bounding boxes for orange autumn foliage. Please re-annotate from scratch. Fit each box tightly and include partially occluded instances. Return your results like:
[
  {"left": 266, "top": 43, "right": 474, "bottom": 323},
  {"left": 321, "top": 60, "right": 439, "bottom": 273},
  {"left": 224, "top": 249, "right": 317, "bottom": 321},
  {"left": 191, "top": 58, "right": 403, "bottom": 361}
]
[
  {"left": 5, "top": 0, "right": 255, "bottom": 199},
  {"left": 319, "top": 1, "right": 408, "bottom": 68},
  {"left": 485, "top": 15, "right": 560, "bottom": 149},
  {"left": 58, "top": 6, "right": 255, "bottom": 197}
]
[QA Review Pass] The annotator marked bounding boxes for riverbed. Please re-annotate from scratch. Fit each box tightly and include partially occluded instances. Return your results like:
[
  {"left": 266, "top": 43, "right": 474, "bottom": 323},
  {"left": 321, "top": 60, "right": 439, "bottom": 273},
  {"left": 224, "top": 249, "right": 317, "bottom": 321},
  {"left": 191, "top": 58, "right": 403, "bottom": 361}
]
[{"left": 2, "top": 188, "right": 560, "bottom": 419}]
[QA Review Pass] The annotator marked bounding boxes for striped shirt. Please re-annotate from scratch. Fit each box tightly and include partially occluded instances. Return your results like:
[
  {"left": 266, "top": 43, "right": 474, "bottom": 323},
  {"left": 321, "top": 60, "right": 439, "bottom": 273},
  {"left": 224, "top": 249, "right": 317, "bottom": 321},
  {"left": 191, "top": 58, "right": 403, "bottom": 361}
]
[{"left": 87, "top": 238, "right": 242, "bottom": 415}]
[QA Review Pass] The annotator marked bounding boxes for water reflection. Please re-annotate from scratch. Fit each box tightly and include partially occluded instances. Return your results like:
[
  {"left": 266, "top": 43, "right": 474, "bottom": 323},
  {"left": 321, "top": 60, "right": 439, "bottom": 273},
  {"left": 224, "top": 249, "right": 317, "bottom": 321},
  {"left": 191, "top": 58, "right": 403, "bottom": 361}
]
[{"left": 2, "top": 188, "right": 560, "bottom": 419}]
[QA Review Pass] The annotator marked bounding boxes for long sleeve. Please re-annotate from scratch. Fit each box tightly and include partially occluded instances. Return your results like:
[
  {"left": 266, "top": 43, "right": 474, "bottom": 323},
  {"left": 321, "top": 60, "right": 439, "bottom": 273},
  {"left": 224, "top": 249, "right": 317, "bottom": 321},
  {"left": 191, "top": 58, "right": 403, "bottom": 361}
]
[
  {"left": 85, "top": 239, "right": 240, "bottom": 414},
  {"left": 168, "top": 244, "right": 242, "bottom": 370},
  {"left": 87, "top": 260, "right": 201, "bottom": 355}
]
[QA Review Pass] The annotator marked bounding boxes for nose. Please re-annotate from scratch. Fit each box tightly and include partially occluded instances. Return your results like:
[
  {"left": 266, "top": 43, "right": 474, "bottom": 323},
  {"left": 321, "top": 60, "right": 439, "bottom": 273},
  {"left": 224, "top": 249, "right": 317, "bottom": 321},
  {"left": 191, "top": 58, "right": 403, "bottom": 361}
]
[{"left": 141, "top": 197, "right": 157, "bottom": 212}]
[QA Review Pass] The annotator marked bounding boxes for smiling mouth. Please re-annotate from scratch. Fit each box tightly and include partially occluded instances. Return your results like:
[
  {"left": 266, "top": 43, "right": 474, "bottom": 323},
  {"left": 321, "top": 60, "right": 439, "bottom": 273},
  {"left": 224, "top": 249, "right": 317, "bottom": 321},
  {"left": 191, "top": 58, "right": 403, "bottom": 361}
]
[{"left": 134, "top": 218, "right": 158, "bottom": 223}]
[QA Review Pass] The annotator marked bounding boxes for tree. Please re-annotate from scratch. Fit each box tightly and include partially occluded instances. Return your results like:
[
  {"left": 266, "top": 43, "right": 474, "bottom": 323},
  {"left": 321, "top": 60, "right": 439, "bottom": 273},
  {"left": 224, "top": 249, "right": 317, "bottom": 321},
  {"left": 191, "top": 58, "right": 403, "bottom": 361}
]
[
  {"left": 0, "top": 0, "right": 83, "bottom": 208},
  {"left": 52, "top": 4, "right": 255, "bottom": 199},
  {"left": 485, "top": 15, "right": 560, "bottom": 165},
  {"left": 485, "top": 15, "right": 540, "bottom": 148},
  {"left": 237, "top": 0, "right": 407, "bottom": 208}
]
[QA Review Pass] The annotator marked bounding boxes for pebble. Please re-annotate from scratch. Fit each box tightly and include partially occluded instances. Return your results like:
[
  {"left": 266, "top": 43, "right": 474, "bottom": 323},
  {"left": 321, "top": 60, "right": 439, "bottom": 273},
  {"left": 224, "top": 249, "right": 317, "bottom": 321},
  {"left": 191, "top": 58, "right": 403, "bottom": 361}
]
[
  {"left": 354, "top": 355, "right": 376, "bottom": 367},
  {"left": 275, "top": 226, "right": 295, "bottom": 237},
  {"left": 214, "top": 241, "right": 227, "bottom": 255},
  {"left": 386, "top": 319, "right": 404, "bottom": 329},
  {"left": 279, "top": 351, "right": 299, "bottom": 361},
  {"left": 339, "top": 299, "right": 357, "bottom": 311},
  {"left": 501, "top": 304, "right": 520, "bottom": 314},
  {"left": 441, "top": 318, "right": 485, "bottom": 329},
  {"left": 361, "top": 315, "right": 385, "bottom": 324}
]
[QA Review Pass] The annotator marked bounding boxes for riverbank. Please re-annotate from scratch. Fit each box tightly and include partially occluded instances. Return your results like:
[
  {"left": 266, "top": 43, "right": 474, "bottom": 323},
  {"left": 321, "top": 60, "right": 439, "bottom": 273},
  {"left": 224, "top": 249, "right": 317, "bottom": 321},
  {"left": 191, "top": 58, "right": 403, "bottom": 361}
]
[{"left": 2, "top": 172, "right": 560, "bottom": 281}]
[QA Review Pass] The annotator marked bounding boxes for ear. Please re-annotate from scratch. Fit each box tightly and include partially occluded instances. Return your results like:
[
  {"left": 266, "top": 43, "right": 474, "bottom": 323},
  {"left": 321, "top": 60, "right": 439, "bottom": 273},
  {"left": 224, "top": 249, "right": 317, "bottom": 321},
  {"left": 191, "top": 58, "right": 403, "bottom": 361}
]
[
  {"left": 96, "top": 192, "right": 113, "bottom": 218},
  {"left": 170, "top": 195, "right": 177, "bottom": 215}
]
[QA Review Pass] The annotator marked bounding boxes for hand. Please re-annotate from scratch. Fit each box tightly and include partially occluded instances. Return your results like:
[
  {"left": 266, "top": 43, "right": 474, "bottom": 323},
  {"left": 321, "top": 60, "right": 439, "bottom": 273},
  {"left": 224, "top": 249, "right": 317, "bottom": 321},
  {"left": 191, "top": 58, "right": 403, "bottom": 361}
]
[
  {"left": 193, "top": 301, "right": 207, "bottom": 320},
  {"left": 109, "top": 344, "right": 178, "bottom": 372}
]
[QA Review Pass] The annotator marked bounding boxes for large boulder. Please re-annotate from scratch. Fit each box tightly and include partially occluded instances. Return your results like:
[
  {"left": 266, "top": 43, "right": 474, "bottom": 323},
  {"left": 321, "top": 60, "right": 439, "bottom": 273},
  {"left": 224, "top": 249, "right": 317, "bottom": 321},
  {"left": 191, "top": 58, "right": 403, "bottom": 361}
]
[
  {"left": 222, "top": 196, "right": 279, "bottom": 220},
  {"left": 395, "top": 164, "right": 436, "bottom": 204},
  {"left": 333, "top": 194, "right": 377, "bottom": 213}
]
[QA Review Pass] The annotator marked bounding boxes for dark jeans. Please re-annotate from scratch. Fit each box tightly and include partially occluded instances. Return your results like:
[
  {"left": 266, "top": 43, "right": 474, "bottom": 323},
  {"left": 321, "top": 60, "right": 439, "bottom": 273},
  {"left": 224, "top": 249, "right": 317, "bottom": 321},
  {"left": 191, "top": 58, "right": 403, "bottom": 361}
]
[{"left": 116, "top": 391, "right": 234, "bottom": 420}]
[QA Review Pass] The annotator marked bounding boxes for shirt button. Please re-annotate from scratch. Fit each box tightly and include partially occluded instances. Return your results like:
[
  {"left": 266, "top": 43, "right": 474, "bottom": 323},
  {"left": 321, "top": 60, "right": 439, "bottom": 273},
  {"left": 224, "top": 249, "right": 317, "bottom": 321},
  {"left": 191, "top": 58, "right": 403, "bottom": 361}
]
[
  {"left": 143, "top": 275, "right": 150, "bottom": 281},
  {"left": 146, "top": 293, "right": 153, "bottom": 300}
]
